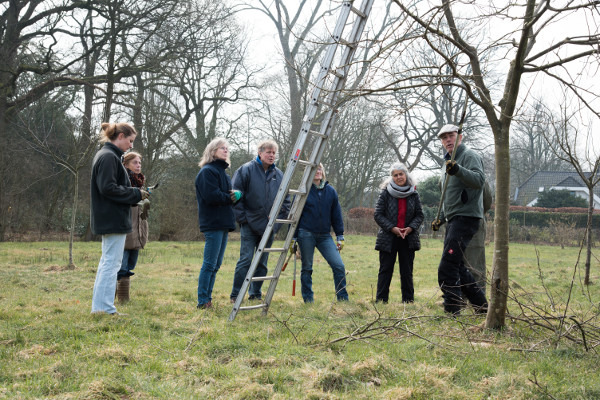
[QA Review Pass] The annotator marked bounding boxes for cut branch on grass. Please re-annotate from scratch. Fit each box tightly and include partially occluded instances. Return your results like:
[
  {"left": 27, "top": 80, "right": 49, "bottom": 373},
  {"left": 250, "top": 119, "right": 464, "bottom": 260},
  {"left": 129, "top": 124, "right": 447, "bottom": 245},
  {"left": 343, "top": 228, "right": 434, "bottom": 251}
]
[
  {"left": 529, "top": 371, "right": 559, "bottom": 400},
  {"left": 269, "top": 312, "right": 300, "bottom": 345}
]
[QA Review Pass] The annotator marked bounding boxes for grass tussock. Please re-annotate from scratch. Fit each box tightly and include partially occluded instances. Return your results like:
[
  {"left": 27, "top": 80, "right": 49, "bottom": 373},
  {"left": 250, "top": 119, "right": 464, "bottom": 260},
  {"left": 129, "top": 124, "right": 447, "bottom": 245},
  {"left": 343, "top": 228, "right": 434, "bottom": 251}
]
[{"left": 0, "top": 238, "right": 599, "bottom": 399}]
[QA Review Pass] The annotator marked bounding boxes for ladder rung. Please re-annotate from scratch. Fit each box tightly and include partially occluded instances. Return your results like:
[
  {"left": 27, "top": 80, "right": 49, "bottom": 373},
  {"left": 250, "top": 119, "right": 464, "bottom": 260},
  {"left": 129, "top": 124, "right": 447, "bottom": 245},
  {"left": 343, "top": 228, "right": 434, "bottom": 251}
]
[
  {"left": 239, "top": 304, "right": 268, "bottom": 311},
  {"left": 318, "top": 98, "right": 336, "bottom": 109},
  {"left": 263, "top": 247, "right": 285, "bottom": 253},
  {"left": 228, "top": 0, "right": 374, "bottom": 322},
  {"left": 251, "top": 275, "right": 276, "bottom": 282},
  {"left": 309, "top": 129, "right": 327, "bottom": 138},
  {"left": 288, "top": 189, "right": 306, "bottom": 196},
  {"left": 351, "top": 6, "right": 367, "bottom": 19},
  {"left": 339, "top": 38, "right": 357, "bottom": 49},
  {"left": 331, "top": 69, "right": 345, "bottom": 79},
  {"left": 298, "top": 160, "right": 317, "bottom": 168}
]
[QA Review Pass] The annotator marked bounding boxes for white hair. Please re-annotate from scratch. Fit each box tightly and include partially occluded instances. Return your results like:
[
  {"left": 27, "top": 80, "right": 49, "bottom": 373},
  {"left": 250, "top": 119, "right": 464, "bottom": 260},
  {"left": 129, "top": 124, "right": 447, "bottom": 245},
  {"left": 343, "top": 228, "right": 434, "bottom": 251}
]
[{"left": 380, "top": 162, "right": 416, "bottom": 189}]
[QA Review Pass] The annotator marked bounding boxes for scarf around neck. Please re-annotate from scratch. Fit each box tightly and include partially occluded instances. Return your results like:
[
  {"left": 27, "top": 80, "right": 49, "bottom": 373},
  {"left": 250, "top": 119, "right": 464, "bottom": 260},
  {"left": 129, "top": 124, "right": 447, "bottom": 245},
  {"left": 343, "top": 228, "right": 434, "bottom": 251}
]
[
  {"left": 127, "top": 169, "right": 145, "bottom": 188},
  {"left": 386, "top": 181, "right": 415, "bottom": 199},
  {"left": 313, "top": 180, "right": 326, "bottom": 190}
]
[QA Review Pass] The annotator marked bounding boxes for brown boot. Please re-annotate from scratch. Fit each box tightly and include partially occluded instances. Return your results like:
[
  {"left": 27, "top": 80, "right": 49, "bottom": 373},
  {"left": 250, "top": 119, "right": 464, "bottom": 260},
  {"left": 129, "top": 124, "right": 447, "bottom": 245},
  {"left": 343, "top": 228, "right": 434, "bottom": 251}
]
[{"left": 116, "top": 276, "right": 130, "bottom": 303}]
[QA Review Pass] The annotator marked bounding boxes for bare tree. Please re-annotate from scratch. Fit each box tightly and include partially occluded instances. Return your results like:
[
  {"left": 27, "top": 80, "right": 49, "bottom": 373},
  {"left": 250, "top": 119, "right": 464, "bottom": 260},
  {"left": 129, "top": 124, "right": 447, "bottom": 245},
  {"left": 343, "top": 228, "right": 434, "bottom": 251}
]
[
  {"left": 542, "top": 97, "right": 600, "bottom": 285},
  {"left": 365, "top": 30, "right": 493, "bottom": 173},
  {"left": 239, "top": 0, "right": 331, "bottom": 149},
  {"left": 325, "top": 99, "right": 394, "bottom": 208},
  {"left": 376, "top": 0, "right": 600, "bottom": 329},
  {"left": 511, "top": 101, "right": 572, "bottom": 188},
  {"left": 0, "top": 0, "right": 181, "bottom": 240},
  {"left": 16, "top": 95, "right": 97, "bottom": 267}
]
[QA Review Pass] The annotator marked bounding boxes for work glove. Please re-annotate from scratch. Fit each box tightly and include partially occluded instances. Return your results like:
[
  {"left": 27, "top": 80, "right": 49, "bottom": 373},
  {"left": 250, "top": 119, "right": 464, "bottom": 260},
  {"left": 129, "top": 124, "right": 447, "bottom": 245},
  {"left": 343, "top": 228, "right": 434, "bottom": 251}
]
[
  {"left": 140, "top": 189, "right": 150, "bottom": 200},
  {"left": 140, "top": 199, "right": 150, "bottom": 220},
  {"left": 290, "top": 240, "right": 298, "bottom": 255},
  {"left": 336, "top": 235, "right": 345, "bottom": 251},
  {"left": 445, "top": 160, "right": 460, "bottom": 176},
  {"left": 431, "top": 219, "right": 442, "bottom": 232},
  {"left": 230, "top": 190, "right": 242, "bottom": 203}
]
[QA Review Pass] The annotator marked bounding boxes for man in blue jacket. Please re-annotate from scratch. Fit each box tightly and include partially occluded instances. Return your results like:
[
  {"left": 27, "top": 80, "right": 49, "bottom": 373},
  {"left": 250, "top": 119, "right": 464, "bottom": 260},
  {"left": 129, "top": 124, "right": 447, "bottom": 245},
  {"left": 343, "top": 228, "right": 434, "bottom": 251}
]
[
  {"left": 431, "top": 124, "right": 488, "bottom": 315},
  {"left": 230, "top": 140, "right": 291, "bottom": 302}
]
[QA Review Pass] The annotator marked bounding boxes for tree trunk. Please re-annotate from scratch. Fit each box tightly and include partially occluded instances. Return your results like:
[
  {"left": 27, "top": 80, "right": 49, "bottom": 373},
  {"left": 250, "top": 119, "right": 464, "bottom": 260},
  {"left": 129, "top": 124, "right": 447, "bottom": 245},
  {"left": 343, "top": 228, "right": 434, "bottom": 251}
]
[
  {"left": 68, "top": 171, "right": 78, "bottom": 269},
  {"left": 102, "top": 3, "right": 118, "bottom": 123},
  {"left": 132, "top": 73, "right": 145, "bottom": 155},
  {"left": 584, "top": 186, "right": 593, "bottom": 285},
  {"left": 486, "top": 125, "right": 511, "bottom": 329}
]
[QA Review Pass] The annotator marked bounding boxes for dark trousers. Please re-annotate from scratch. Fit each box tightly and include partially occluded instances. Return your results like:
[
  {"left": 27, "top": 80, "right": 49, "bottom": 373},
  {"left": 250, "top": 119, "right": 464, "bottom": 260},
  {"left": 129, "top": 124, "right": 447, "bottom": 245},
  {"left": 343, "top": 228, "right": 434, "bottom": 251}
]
[
  {"left": 377, "top": 237, "right": 415, "bottom": 303},
  {"left": 438, "top": 216, "right": 488, "bottom": 314}
]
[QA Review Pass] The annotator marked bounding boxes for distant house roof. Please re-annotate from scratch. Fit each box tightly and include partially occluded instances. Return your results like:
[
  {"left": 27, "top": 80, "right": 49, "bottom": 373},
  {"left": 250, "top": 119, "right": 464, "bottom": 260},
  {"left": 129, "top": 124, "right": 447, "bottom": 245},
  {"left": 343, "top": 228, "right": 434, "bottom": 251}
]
[
  {"left": 557, "top": 176, "right": 583, "bottom": 187},
  {"left": 513, "top": 171, "right": 600, "bottom": 206}
]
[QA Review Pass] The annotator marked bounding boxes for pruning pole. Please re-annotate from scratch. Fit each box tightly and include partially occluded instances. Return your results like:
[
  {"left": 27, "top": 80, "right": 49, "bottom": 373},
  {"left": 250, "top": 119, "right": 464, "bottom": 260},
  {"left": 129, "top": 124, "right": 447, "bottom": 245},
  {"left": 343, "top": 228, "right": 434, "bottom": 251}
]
[
  {"left": 281, "top": 250, "right": 294, "bottom": 272},
  {"left": 435, "top": 98, "right": 469, "bottom": 222},
  {"left": 292, "top": 252, "right": 297, "bottom": 296}
]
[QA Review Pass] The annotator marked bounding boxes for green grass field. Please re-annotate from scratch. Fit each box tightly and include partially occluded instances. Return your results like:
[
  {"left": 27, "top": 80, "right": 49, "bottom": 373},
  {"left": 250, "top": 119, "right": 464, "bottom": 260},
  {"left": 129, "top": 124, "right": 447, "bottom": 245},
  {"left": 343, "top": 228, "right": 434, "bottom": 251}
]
[{"left": 1, "top": 236, "right": 599, "bottom": 399}]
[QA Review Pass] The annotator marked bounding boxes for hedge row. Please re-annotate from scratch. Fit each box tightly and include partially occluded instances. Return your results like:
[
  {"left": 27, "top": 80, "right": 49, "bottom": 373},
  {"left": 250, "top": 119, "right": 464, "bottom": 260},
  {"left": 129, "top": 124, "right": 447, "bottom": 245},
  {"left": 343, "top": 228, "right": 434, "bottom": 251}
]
[
  {"left": 499, "top": 210, "right": 600, "bottom": 228},
  {"left": 348, "top": 206, "right": 599, "bottom": 229},
  {"left": 507, "top": 205, "right": 599, "bottom": 215}
]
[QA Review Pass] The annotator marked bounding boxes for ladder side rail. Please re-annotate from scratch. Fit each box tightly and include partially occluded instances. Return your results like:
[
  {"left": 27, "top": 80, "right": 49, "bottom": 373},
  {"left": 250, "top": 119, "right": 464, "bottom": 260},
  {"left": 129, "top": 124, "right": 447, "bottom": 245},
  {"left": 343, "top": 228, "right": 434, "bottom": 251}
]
[
  {"left": 304, "top": 113, "right": 340, "bottom": 184},
  {"left": 228, "top": 255, "right": 259, "bottom": 320},
  {"left": 304, "top": 2, "right": 353, "bottom": 112},
  {"left": 262, "top": 120, "right": 337, "bottom": 314},
  {"left": 312, "top": 0, "right": 374, "bottom": 121},
  {"left": 331, "top": 0, "right": 375, "bottom": 85},
  {"left": 262, "top": 195, "right": 308, "bottom": 312},
  {"left": 262, "top": 0, "right": 376, "bottom": 316},
  {"left": 228, "top": 0, "right": 373, "bottom": 321},
  {"left": 228, "top": 110, "right": 329, "bottom": 321}
]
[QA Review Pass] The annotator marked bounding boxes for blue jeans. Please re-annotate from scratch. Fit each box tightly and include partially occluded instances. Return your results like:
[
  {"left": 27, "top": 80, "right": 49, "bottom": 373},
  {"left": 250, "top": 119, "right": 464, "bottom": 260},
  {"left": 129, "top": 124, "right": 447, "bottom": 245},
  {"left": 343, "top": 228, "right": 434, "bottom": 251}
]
[
  {"left": 230, "top": 224, "right": 273, "bottom": 300},
  {"left": 297, "top": 229, "right": 348, "bottom": 302},
  {"left": 198, "top": 230, "right": 229, "bottom": 305},
  {"left": 118, "top": 249, "right": 139, "bottom": 280},
  {"left": 91, "top": 233, "right": 127, "bottom": 314}
]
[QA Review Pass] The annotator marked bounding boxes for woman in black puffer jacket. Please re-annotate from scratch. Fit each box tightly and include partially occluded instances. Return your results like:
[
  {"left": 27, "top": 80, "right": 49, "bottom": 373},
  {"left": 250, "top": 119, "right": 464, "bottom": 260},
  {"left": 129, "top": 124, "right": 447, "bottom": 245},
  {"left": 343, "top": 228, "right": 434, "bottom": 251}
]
[{"left": 374, "top": 163, "right": 424, "bottom": 303}]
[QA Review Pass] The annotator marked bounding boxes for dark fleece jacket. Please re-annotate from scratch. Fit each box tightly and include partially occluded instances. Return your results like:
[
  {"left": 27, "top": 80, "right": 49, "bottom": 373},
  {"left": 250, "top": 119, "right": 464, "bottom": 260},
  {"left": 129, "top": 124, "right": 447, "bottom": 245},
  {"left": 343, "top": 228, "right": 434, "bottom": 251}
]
[{"left": 90, "top": 142, "right": 142, "bottom": 235}]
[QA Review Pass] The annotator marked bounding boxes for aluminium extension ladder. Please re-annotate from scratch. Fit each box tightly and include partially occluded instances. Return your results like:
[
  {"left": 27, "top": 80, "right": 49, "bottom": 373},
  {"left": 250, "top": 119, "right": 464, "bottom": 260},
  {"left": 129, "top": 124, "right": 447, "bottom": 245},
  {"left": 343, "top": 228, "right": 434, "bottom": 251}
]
[{"left": 228, "top": 0, "right": 374, "bottom": 321}]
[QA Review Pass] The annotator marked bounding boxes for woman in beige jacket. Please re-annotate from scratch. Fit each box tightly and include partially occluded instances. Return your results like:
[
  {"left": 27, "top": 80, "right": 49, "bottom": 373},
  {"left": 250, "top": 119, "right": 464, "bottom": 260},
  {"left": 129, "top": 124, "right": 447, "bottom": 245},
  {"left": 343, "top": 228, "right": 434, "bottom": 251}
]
[{"left": 117, "top": 151, "right": 149, "bottom": 302}]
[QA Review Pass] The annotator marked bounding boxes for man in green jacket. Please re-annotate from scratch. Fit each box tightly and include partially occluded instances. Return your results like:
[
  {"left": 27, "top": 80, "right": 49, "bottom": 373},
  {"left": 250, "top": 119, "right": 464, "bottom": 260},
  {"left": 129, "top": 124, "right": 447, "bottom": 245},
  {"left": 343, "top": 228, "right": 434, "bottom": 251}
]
[{"left": 431, "top": 124, "right": 488, "bottom": 315}]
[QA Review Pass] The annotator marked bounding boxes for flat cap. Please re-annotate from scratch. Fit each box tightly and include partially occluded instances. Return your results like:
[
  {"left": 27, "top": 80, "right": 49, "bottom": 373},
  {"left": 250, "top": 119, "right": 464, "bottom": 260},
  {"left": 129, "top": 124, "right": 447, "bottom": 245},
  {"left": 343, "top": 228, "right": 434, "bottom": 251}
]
[{"left": 437, "top": 124, "right": 460, "bottom": 138}]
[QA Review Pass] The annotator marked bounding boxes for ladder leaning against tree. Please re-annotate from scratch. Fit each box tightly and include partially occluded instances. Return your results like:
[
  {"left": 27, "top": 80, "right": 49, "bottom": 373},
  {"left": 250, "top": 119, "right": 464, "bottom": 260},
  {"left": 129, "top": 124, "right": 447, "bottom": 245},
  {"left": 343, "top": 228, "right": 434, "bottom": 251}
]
[{"left": 228, "top": 0, "right": 375, "bottom": 322}]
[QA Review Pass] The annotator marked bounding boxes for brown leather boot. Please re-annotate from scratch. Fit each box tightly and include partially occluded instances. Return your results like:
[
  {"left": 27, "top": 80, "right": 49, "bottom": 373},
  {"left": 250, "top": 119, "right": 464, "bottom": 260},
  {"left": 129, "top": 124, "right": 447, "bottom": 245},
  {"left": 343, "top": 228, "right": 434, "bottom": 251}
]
[{"left": 116, "top": 276, "right": 130, "bottom": 303}]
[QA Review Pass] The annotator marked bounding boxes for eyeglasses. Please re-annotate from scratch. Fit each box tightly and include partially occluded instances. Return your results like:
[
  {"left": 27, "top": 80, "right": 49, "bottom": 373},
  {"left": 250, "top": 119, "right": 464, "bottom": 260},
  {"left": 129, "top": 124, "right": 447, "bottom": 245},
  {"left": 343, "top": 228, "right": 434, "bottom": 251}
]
[{"left": 218, "top": 146, "right": 229, "bottom": 151}]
